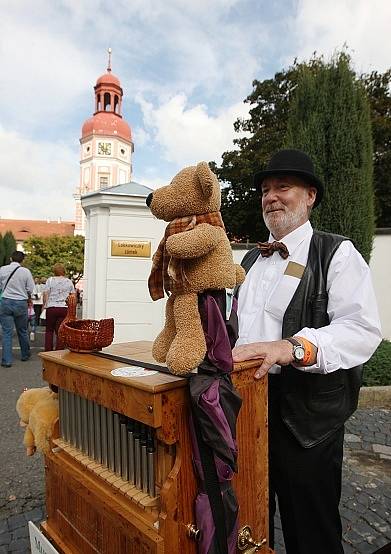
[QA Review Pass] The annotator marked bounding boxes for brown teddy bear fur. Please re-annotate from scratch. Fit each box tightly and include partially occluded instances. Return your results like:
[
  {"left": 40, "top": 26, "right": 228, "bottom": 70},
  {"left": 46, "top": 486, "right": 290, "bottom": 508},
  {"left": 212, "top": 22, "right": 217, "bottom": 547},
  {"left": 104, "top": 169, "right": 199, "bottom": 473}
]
[
  {"left": 148, "top": 161, "right": 245, "bottom": 375},
  {"left": 16, "top": 387, "right": 59, "bottom": 456}
]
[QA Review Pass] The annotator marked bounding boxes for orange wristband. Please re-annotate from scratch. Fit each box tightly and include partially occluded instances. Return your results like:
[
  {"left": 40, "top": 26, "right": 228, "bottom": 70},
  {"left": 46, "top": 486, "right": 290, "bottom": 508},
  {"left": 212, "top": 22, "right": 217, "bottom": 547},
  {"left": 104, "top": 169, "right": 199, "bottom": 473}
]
[{"left": 294, "top": 336, "right": 317, "bottom": 366}]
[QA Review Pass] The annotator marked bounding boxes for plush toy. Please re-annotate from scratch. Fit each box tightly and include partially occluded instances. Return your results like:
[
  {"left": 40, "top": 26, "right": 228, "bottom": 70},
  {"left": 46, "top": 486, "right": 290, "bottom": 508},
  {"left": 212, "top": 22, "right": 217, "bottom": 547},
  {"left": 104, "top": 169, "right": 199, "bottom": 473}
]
[
  {"left": 16, "top": 387, "right": 59, "bottom": 456},
  {"left": 147, "top": 161, "right": 245, "bottom": 375}
]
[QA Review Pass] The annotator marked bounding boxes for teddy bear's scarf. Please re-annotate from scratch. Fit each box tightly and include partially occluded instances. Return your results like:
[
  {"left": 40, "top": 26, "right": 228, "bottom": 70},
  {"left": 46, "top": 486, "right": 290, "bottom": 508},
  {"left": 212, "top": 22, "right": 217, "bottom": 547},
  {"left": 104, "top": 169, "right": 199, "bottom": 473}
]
[{"left": 148, "top": 212, "right": 225, "bottom": 300}]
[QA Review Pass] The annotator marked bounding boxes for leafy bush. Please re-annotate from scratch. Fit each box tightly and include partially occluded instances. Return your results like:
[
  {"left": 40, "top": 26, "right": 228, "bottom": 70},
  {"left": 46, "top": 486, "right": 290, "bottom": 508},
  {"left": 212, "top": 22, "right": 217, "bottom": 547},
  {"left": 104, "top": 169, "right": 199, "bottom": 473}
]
[{"left": 362, "top": 340, "right": 391, "bottom": 387}]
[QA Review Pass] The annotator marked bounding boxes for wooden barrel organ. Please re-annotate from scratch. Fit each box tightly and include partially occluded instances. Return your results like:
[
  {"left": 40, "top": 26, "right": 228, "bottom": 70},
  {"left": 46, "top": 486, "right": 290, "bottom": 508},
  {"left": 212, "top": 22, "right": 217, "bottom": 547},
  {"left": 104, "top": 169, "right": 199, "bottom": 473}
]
[{"left": 40, "top": 342, "right": 273, "bottom": 553}]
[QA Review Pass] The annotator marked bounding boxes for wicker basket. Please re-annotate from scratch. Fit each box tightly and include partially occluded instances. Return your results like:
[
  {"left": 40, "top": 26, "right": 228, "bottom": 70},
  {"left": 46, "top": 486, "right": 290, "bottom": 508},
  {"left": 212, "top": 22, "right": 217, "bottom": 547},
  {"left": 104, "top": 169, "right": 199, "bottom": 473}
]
[{"left": 58, "top": 294, "right": 114, "bottom": 353}]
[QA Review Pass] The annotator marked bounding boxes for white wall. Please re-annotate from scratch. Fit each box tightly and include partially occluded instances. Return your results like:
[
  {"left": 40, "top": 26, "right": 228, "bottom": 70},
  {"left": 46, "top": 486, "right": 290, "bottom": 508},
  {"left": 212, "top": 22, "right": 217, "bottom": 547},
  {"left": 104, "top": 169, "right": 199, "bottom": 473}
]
[
  {"left": 232, "top": 232, "right": 391, "bottom": 341},
  {"left": 370, "top": 233, "right": 391, "bottom": 340},
  {"left": 82, "top": 192, "right": 166, "bottom": 344}
]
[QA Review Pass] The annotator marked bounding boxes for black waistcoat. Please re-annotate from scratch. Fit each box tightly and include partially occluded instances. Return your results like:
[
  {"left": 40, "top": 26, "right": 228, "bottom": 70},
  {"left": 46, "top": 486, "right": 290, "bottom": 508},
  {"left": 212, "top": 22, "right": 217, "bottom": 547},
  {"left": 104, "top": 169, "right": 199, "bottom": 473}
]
[{"left": 241, "top": 230, "right": 363, "bottom": 448}]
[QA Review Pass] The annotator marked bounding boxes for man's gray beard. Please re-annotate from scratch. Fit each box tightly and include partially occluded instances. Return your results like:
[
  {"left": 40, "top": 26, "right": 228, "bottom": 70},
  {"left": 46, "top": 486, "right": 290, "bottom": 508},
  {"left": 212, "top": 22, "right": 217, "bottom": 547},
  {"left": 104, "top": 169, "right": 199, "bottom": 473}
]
[{"left": 263, "top": 202, "right": 309, "bottom": 239}]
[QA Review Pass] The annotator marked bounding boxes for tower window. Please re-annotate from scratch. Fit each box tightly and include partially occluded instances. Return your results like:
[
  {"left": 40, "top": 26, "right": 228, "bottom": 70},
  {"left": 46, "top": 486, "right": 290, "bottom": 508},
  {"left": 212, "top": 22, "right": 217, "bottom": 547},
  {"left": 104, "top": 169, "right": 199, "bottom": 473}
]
[
  {"left": 114, "top": 95, "right": 119, "bottom": 114},
  {"left": 120, "top": 148, "right": 125, "bottom": 155},
  {"left": 104, "top": 92, "right": 111, "bottom": 111},
  {"left": 99, "top": 175, "right": 109, "bottom": 188},
  {"left": 97, "top": 94, "right": 101, "bottom": 111}
]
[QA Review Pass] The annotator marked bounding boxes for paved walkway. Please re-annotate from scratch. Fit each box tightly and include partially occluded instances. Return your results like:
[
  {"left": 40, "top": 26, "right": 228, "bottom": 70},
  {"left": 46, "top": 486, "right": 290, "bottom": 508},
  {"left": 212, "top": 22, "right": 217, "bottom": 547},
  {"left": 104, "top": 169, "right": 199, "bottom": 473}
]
[
  {"left": 0, "top": 330, "right": 390, "bottom": 553},
  {"left": 273, "top": 409, "right": 391, "bottom": 554}
]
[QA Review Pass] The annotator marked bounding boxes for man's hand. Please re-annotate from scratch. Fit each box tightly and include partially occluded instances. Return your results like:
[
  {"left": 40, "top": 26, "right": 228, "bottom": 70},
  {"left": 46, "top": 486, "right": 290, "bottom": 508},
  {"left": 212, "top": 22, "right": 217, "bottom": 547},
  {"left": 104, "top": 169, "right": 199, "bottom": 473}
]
[{"left": 232, "top": 340, "right": 294, "bottom": 379}]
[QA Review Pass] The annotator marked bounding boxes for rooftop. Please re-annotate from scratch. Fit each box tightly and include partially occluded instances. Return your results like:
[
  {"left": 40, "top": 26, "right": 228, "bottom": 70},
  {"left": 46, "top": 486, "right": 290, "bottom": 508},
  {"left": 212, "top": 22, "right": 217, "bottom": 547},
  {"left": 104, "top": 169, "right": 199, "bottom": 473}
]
[
  {"left": 81, "top": 111, "right": 132, "bottom": 142},
  {"left": 83, "top": 181, "right": 153, "bottom": 199},
  {"left": 0, "top": 219, "right": 75, "bottom": 241}
]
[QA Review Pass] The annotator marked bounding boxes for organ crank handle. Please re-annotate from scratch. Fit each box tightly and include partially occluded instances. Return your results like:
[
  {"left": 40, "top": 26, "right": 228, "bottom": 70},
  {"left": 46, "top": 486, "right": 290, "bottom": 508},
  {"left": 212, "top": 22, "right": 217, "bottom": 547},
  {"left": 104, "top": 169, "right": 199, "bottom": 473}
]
[{"left": 237, "top": 525, "right": 267, "bottom": 552}]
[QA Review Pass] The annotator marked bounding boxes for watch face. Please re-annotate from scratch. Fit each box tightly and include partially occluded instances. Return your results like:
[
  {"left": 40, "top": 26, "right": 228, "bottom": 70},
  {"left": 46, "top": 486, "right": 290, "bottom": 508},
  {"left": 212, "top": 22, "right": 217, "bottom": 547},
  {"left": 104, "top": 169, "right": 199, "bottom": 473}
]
[
  {"left": 98, "top": 142, "right": 111, "bottom": 155},
  {"left": 294, "top": 345, "right": 305, "bottom": 361}
]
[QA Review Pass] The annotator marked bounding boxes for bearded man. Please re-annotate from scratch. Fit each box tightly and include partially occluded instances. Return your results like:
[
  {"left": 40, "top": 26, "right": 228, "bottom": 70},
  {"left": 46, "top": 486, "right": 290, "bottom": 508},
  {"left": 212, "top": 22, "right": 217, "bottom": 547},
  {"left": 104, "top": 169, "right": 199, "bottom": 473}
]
[{"left": 232, "top": 149, "right": 382, "bottom": 554}]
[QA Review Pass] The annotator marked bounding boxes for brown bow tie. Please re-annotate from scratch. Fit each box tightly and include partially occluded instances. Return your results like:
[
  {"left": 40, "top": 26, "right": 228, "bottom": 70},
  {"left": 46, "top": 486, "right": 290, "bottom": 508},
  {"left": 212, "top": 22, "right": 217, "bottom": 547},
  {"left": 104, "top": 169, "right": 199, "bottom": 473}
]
[{"left": 257, "top": 241, "right": 289, "bottom": 259}]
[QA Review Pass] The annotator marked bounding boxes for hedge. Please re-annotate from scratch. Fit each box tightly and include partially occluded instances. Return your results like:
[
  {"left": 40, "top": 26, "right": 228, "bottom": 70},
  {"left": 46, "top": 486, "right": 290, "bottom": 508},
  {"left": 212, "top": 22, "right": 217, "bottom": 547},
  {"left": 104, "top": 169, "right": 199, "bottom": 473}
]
[{"left": 362, "top": 340, "right": 391, "bottom": 387}]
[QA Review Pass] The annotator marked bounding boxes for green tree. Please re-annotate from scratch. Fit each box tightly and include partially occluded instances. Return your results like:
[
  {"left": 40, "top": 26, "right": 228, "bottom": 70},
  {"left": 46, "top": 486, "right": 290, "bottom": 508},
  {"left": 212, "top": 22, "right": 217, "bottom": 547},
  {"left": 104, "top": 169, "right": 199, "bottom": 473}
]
[
  {"left": 214, "top": 56, "right": 324, "bottom": 242},
  {"left": 2, "top": 231, "right": 17, "bottom": 265},
  {"left": 286, "top": 53, "right": 374, "bottom": 261},
  {"left": 215, "top": 56, "right": 390, "bottom": 242},
  {"left": 23, "top": 235, "right": 85, "bottom": 284},
  {"left": 362, "top": 69, "right": 391, "bottom": 227}
]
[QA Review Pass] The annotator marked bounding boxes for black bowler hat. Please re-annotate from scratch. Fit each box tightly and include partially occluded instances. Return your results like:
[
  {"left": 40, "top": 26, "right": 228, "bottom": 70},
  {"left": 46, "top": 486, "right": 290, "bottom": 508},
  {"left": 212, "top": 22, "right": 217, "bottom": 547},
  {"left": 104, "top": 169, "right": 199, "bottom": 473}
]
[{"left": 253, "top": 149, "right": 324, "bottom": 207}]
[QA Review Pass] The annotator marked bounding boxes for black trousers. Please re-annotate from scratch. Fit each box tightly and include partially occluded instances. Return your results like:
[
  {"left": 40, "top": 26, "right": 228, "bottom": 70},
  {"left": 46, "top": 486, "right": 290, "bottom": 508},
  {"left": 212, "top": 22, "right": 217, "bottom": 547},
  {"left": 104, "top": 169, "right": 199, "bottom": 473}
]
[{"left": 268, "top": 374, "right": 344, "bottom": 554}]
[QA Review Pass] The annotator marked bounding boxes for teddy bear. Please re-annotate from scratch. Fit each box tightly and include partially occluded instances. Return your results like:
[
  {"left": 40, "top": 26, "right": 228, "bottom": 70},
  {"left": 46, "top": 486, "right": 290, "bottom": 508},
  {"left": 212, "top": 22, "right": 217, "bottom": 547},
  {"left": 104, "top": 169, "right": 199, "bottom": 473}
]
[
  {"left": 147, "top": 161, "right": 245, "bottom": 375},
  {"left": 16, "top": 387, "right": 59, "bottom": 456}
]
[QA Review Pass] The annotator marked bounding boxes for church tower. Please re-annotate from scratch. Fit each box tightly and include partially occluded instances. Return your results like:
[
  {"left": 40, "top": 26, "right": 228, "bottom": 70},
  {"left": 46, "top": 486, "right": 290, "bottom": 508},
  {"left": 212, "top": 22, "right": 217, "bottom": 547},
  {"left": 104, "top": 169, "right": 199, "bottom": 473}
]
[{"left": 74, "top": 49, "right": 134, "bottom": 235}]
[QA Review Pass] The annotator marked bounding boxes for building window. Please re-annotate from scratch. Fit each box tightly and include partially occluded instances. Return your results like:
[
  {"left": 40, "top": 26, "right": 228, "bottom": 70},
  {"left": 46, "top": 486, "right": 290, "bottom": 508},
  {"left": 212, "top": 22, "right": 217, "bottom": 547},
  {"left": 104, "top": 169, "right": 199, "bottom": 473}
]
[
  {"left": 104, "top": 92, "right": 111, "bottom": 111},
  {"left": 99, "top": 175, "right": 109, "bottom": 188}
]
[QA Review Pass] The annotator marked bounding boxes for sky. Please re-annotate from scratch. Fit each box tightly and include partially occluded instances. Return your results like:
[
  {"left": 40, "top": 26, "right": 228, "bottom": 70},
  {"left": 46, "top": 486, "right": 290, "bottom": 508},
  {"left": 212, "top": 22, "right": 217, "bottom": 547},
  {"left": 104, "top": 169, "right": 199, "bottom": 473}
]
[{"left": 0, "top": 0, "right": 390, "bottom": 222}]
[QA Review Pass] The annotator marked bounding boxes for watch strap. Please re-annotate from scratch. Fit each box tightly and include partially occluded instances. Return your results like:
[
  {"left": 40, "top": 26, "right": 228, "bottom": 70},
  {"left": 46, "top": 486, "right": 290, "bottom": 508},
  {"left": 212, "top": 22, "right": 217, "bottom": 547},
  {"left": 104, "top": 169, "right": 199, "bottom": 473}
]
[{"left": 285, "top": 337, "right": 302, "bottom": 348}]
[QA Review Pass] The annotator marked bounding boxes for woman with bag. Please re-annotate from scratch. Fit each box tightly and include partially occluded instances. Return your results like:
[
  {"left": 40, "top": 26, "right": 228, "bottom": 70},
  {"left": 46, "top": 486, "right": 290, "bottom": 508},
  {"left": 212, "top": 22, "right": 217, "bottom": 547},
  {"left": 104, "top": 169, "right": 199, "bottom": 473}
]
[{"left": 42, "top": 263, "right": 74, "bottom": 351}]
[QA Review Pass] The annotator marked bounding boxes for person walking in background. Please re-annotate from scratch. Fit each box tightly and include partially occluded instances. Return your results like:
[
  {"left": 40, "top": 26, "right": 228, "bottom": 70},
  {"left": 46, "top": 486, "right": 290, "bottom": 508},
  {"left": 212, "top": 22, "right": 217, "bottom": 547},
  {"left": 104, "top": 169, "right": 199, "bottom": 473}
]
[
  {"left": 32, "top": 277, "right": 45, "bottom": 322},
  {"left": 43, "top": 263, "right": 74, "bottom": 351},
  {"left": 27, "top": 302, "right": 36, "bottom": 341},
  {"left": 0, "top": 251, "right": 35, "bottom": 367},
  {"left": 38, "top": 277, "right": 47, "bottom": 326}
]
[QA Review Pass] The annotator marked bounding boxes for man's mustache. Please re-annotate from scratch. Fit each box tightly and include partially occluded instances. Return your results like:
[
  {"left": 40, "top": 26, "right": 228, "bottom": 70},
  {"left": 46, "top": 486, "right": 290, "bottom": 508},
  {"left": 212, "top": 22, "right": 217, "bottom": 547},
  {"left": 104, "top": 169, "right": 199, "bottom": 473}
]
[{"left": 264, "top": 203, "right": 286, "bottom": 214}]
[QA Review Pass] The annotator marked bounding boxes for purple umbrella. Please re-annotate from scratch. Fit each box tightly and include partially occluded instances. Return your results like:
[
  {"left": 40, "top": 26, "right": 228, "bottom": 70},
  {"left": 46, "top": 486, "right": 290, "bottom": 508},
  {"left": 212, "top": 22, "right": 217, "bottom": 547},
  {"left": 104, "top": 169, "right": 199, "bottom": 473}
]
[{"left": 189, "top": 290, "right": 242, "bottom": 554}]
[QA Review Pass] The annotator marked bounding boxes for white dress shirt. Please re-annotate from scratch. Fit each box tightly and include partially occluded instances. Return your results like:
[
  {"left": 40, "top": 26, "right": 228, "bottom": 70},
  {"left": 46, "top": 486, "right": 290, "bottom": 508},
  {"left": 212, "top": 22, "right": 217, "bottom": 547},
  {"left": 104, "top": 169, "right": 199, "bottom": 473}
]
[
  {"left": 237, "top": 221, "right": 382, "bottom": 374},
  {"left": 0, "top": 262, "right": 35, "bottom": 300}
]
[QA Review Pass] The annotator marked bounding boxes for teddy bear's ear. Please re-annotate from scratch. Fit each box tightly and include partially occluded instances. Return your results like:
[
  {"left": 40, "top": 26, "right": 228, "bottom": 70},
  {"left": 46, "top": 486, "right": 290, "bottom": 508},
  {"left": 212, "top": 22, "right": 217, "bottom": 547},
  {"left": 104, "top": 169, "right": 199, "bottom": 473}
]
[{"left": 196, "top": 161, "right": 215, "bottom": 198}]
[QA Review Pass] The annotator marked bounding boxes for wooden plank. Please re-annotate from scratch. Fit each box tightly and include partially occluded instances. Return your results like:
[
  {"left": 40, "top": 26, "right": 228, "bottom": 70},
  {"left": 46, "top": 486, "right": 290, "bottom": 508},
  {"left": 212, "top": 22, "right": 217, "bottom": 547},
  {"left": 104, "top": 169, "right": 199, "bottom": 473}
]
[
  {"left": 232, "top": 367, "right": 269, "bottom": 548},
  {"left": 43, "top": 362, "right": 163, "bottom": 427},
  {"left": 45, "top": 451, "right": 162, "bottom": 551},
  {"left": 40, "top": 342, "right": 188, "bottom": 394},
  {"left": 41, "top": 521, "right": 75, "bottom": 554}
]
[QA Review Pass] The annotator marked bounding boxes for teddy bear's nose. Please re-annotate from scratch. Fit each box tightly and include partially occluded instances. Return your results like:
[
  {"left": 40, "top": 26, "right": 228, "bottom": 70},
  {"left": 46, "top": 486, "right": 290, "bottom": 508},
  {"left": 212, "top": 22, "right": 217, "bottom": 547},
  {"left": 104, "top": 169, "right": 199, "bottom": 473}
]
[{"left": 146, "top": 192, "right": 153, "bottom": 207}]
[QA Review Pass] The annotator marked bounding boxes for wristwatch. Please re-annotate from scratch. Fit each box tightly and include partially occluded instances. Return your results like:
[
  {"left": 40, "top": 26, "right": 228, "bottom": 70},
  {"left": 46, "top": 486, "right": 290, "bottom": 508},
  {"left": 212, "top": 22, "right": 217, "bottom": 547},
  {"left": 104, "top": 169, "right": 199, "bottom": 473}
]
[{"left": 285, "top": 337, "right": 305, "bottom": 363}]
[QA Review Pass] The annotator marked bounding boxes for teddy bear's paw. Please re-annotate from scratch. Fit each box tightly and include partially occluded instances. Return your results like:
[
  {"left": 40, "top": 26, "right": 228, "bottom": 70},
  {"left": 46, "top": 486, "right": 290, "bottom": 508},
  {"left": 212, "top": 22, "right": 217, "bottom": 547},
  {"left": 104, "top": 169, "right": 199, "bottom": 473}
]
[
  {"left": 152, "top": 342, "right": 168, "bottom": 363},
  {"left": 152, "top": 332, "right": 174, "bottom": 363},
  {"left": 166, "top": 338, "right": 206, "bottom": 376},
  {"left": 26, "top": 446, "right": 36, "bottom": 456}
]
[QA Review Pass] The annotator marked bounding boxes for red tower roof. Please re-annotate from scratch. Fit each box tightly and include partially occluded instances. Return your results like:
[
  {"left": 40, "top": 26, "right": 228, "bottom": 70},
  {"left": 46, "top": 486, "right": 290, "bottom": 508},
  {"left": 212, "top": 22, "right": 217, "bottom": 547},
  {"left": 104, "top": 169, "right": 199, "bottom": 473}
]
[
  {"left": 82, "top": 111, "right": 132, "bottom": 142},
  {"left": 96, "top": 72, "right": 121, "bottom": 87},
  {"left": 81, "top": 50, "right": 132, "bottom": 144}
]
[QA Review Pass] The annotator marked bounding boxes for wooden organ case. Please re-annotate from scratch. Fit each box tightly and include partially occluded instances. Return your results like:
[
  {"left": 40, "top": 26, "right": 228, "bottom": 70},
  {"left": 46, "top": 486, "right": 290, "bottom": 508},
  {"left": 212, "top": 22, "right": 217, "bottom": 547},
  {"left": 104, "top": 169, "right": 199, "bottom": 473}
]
[{"left": 40, "top": 342, "right": 273, "bottom": 553}]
